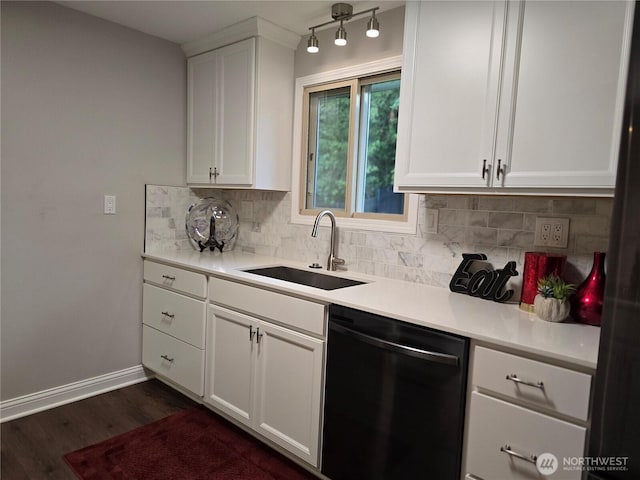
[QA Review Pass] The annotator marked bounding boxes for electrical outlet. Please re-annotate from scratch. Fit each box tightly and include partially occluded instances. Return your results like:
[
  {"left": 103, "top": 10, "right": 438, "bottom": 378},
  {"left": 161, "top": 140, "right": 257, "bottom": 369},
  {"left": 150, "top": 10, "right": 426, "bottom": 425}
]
[
  {"left": 104, "top": 195, "right": 116, "bottom": 215},
  {"left": 534, "top": 217, "right": 569, "bottom": 248}
]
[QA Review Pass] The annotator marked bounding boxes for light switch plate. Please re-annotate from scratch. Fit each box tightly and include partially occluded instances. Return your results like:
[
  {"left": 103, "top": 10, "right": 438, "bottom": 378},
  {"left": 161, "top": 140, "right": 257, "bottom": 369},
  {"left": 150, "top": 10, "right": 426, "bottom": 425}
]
[
  {"left": 534, "top": 217, "right": 569, "bottom": 248},
  {"left": 425, "top": 208, "right": 439, "bottom": 234},
  {"left": 104, "top": 195, "right": 116, "bottom": 215}
]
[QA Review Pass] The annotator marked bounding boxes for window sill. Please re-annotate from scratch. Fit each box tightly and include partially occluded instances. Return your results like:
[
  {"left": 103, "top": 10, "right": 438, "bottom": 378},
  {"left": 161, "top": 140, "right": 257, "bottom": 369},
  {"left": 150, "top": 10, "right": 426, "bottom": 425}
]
[{"left": 290, "top": 196, "right": 419, "bottom": 235}]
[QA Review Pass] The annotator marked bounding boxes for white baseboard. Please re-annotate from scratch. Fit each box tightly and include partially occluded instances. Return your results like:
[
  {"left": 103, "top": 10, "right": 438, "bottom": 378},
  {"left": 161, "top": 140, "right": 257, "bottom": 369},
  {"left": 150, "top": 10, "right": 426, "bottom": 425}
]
[{"left": 0, "top": 365, "right": 153, "bottom": 423}]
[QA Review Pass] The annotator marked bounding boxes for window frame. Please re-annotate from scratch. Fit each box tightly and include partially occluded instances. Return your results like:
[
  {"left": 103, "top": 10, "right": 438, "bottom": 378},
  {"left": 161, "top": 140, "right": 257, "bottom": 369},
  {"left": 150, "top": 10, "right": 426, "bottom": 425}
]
[{"left": 291, "top": 56, "right": 418, "bottom": 235}]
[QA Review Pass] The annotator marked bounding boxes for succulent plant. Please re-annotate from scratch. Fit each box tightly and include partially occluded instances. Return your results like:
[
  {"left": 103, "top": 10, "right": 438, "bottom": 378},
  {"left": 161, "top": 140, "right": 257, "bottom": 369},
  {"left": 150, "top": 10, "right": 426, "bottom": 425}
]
[{"left": 537, "top": 274, "right": 576, "bottom": 302}]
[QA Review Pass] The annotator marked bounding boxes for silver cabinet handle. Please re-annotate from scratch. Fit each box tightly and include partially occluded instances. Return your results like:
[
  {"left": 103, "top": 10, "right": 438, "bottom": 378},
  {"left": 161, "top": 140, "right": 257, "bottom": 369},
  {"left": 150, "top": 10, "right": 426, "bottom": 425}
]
[
  {"left": 256, "top": 327, "right": 263, "bottom": 344},
  {"left": 465, "top": 475, "right": 486, "bottom": 480},
  {"left": 506, "top": 374, "right": 544, "bottom": 389},
  {"left": 161, "top": 274, "right": 175, "bottom": 281},
  {"left": 249, "top": 325, "right": 256, "bottom": 342},
  {"left": 481, "top": 159, "right": 489, "bottom": 179},
  {"left": 500, "top": 444, "right": 537, "bottom": 464},
  {"left": 161, "top": 311, "right": 175, "bottom": 319},
  {"left": 160, "top": 354, "right": 174, "bottom": 363},
  {"left": 496, "top": 158, "right": 504, "bottom": 180}
]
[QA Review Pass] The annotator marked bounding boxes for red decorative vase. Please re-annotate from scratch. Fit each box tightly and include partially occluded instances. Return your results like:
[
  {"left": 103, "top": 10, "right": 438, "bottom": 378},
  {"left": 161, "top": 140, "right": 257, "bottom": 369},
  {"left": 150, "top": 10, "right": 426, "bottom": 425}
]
[{"left": 570, "top": 252, "right": 606, "bottom": 326}]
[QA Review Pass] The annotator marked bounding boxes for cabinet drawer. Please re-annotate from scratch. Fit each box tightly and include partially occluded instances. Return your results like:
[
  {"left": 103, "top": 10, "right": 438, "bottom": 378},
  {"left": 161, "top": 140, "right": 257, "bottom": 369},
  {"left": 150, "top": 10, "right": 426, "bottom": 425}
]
[
  {"left": 143, "top": 284, "right": 206, "bottom": 348},
  {"left": 473, "top": 346, "right": 592, "bottom": 421},
  {"left": 142, "top": 325, "right": 204, "bottom": 396},
  {"left": 143, "top": 260, "right": 207, "bottom": 298},
  {"left": 465, "top": 392, "right": 586, "bottom": 480},
  {"left": 209, "top": 277, "right": 326, "bottom": 336}
]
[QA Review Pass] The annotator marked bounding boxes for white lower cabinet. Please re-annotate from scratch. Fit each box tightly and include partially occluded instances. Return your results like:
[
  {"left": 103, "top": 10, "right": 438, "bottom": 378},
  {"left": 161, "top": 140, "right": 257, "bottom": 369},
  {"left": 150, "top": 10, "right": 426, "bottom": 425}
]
[
  {"left": 206, "top": 304, "right": 324, "bottom": 467},
  {"left": 464, "top": 344, "right": 592, "bottom": 480},
  {"left": 141, "top": 260, "right": 207, "bottom": 396}
]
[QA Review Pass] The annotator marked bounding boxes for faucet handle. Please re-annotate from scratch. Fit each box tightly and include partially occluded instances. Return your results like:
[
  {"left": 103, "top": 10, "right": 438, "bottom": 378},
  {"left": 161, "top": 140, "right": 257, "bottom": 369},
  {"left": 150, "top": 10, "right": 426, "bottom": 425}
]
[{"left": 332, "top": 257, "right": 346, "bottom": 268}]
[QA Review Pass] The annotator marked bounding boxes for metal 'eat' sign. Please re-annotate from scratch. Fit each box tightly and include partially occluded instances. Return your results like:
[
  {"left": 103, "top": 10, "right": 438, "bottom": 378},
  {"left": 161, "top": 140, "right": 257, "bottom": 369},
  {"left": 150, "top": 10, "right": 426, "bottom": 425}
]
[{"left": 449, "top": 253, "right": 518, "bottom": 303}]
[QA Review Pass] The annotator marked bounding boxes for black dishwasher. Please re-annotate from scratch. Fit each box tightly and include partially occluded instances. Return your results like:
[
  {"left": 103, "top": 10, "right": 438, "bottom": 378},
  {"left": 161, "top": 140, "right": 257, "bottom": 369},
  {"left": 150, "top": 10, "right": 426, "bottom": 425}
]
[{"left": 321, "top": 305, "right": 469, "bottom": 480}]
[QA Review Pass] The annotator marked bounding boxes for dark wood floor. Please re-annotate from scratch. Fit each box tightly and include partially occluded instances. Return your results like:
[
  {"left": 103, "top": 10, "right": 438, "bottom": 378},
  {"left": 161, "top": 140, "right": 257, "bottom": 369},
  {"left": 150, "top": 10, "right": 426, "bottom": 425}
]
[{"left": 1, "top": 378, "right": 197, "bottom": 480}]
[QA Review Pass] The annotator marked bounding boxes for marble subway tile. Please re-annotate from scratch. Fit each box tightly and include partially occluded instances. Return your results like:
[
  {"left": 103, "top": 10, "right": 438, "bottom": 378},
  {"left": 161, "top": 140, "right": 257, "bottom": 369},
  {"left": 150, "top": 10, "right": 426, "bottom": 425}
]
[
  {"left": 357, "top": 246, "right": 374, "bottom": 261},
  {"left": 424, "top": 195, "right": 448, "bottom": 209},
  {"left": 468, "top": 211, "right": 488, "bottom": 227},
  {"left": 574, "top": 235, "right": 610, "bottom": 255},
  {"left": 488, "top": 212, "right": 524, "bottom": 230},
  {"left": 512, "top": 197, "right": 552, "bottom": 213},
  {"left": 497, "top": 230, "right": 535, "bottom": 248},
  {"left": 595, "top": 198, "right": 614, "bottom": 217},
  {"left": 439, "top": 209, "right": 470, "bottom": 226},
  {"left": 570, "top": 216, "right": 611, "bottom": 235},
  {"left": 552, "top": 198, "right": 597, "bottom": 215},
  {"left": 476, "top": 196, "right": 515, "bottom": 212},
  {"left": 445, "top": 196, "right": 471, "bottom": 209},
  {"left": 523, "top": 214, "right": 538, "bottom": 231},
  {"left": 466, "top": 227, "right": 498, "bottom": 246},
  {"left": 399, "top": 251, "right": 424, "bottom": 268}
]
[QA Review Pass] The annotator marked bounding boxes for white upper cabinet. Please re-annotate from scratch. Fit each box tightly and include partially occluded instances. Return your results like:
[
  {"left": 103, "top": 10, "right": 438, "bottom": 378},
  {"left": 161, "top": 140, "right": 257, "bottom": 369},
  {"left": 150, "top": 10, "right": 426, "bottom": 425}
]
[
  {"left": 395, "top": 0, "right": 634, "bottom": 195},
  {"left": 188, "top": 39, "right": 255, "bottom": 185},
  {"left": 395, "top": 1, "right": 506, "bottom": 189},
  {"left": 187, "top": 31, "right": 295, "bottom": 190}
]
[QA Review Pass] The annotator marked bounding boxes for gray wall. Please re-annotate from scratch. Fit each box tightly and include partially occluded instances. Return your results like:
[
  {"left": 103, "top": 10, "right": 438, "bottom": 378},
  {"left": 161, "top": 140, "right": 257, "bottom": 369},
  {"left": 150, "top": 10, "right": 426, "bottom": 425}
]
[
  {"left": 1, "top": 1, "right": 186, "bottom": 400},
  {"left": 294, "top": 6, "right": 405, "bottom": 78}
]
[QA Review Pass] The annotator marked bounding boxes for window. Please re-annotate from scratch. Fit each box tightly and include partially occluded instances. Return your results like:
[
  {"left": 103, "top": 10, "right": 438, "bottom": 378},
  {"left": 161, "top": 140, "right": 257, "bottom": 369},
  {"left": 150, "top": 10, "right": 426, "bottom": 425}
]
[{"left": 301, "top": 71, "right": 405, "bottom": 220}]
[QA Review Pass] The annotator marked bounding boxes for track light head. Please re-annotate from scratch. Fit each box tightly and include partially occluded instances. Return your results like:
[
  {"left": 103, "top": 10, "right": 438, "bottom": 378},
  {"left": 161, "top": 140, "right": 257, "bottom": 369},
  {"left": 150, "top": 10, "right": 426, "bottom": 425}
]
[
  {"left": 366, "top": 13, "right": 380, "bottom": 38},
  {"left": 335, "top": 21, "right": 347, "bottom": 46},
  {"left": 307, "top": 30, "right": 319, "bottom": 53}
]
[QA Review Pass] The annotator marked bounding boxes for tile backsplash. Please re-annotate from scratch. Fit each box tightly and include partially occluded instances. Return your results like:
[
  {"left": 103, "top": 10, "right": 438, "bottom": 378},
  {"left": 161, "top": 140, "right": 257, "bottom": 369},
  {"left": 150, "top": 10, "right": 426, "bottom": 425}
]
[{"left": 146, "top": 185, "right": 612, "bottom": 299}]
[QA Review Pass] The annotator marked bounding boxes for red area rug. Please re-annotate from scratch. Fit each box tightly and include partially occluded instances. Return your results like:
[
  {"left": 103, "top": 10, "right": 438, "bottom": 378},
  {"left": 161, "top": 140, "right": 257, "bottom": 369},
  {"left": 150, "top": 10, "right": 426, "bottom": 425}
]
[{"left": 63, "top": 406, "right": 318, "bottom": 480}]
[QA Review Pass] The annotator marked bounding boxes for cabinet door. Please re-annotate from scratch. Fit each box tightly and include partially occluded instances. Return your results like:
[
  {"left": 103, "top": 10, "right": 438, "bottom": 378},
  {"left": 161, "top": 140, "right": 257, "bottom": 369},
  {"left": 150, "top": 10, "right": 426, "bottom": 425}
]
[
  {"left": 499, "top": 0, "right": 633, "bottom": 189},
  {"left": 253, "top": 320, "right": 324, "bottom": 467},
  {"left": 187, "top": 50, "right": 217, "bottom": 184},
  {"left": 395, "top": 1, "right": 506, "bottom": 189},
  {"left": 216, "top": 38, "right": 255, "bottom": 186},
  {"left": 205, "top": 305, "right": 255, "bottom": 427}
]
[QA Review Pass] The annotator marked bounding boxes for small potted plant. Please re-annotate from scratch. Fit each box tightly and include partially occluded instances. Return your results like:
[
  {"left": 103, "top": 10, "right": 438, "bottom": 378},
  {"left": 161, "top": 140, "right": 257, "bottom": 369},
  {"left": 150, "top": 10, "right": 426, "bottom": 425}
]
[{"left": 534, "top": 274, "right": 576, "bottom": 322}]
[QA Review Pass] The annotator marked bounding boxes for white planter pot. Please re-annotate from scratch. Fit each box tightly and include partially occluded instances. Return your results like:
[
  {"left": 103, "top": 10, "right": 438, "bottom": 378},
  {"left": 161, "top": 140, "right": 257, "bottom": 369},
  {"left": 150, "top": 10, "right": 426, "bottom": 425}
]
[{"left": 534, "top": 295, "right": 570, "bottom": 323}]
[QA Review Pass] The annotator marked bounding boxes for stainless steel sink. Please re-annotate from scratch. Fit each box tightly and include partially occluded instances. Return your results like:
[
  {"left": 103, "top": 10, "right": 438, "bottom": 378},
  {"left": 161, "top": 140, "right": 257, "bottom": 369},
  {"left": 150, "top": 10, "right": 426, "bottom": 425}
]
[{"left": 243, "top": 266, "right": 366, "bottom": 290}]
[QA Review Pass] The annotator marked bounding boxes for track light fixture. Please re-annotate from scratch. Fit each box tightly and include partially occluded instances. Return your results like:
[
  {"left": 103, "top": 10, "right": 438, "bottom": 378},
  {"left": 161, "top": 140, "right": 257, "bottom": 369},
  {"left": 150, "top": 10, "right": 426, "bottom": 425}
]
[
  {"left": 307, "top": 28, "right": 319, "bottom": 53},
  {"left": 306, "top": 3, "right": 380, "bottom": 54},
  {"left": 335, "top": 20, "right": 347, "bottom": 46}
]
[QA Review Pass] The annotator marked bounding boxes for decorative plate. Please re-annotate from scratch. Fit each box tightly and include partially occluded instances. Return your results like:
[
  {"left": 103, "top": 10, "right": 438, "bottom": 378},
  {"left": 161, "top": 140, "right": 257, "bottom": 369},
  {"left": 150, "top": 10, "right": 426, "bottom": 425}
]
[{"left": 186, "top": 197, "right": 239, "bottom": 252}]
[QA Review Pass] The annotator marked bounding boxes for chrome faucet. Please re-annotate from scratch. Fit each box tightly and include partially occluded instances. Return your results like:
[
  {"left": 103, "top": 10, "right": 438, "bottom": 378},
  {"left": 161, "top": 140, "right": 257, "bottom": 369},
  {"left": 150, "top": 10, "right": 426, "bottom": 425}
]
[{"left": 311, "top": 210, "right": 345, "bottom": 271}]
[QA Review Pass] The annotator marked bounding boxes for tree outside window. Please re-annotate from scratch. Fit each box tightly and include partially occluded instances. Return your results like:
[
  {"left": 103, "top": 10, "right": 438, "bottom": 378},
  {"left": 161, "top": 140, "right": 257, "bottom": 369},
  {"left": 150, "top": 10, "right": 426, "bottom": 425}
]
[{"left": 303, "top": 71, "right": 405, "bottom": 220}]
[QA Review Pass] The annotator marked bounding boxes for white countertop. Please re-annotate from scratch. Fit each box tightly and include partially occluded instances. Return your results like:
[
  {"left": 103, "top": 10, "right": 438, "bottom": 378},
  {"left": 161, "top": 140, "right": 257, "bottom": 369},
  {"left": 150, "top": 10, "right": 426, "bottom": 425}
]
[{"left": 143, "top": 250, "right": 600, "bottom": 370}]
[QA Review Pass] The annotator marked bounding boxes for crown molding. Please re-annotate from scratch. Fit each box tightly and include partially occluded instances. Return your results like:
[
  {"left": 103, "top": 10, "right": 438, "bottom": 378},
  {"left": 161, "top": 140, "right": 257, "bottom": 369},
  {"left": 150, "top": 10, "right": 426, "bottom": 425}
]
[{"left": 182, "top": 17, "right": 301, "bottom": 57}]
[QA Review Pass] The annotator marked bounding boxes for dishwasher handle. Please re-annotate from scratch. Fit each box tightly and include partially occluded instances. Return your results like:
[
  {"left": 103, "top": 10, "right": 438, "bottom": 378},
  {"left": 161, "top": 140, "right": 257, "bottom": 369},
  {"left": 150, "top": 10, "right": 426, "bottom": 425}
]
[{"left": 330, "top": 322, "right": 459, "bottom": 367}]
